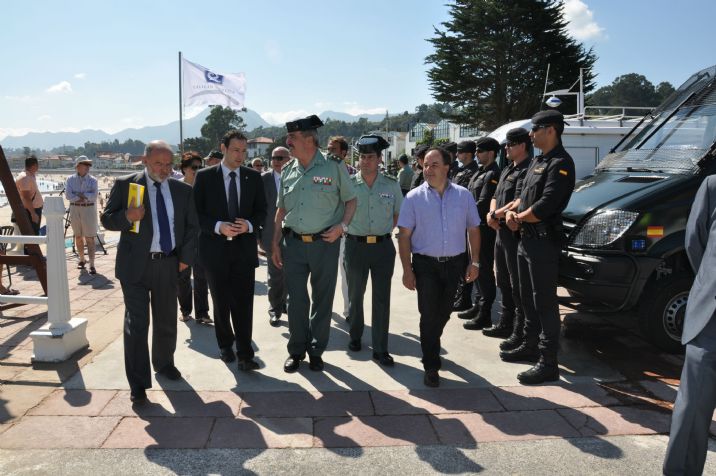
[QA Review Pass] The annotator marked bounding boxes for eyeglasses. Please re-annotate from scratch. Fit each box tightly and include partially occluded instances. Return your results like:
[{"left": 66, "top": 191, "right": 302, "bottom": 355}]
[{"left": 531, "top": 124, "right": 551, "bottom": 132}]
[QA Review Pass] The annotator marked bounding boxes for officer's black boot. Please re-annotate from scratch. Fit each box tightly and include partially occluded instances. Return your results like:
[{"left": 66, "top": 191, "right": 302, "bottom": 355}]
[
  {"left": 463, "top": 308, "right": 492, "bottom": 330},
  {"left": 517, "top": 355, "right": 560, "bottom": 385},
  {"left": 499, "top": 312, "right": 525, "bottom": 351},
  {"left": 499, "top": 339, "right": 539, "bottom": 362},
  {"left": 457, "top": 301, "right": 480, "bottom": 320},
  {"left": 482, "top": 311, "right": 514, "bottom": 338}
]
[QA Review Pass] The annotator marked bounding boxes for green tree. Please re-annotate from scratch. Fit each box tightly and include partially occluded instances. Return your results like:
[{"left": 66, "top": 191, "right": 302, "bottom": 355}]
[
  {"left": 417, "top": 129, "right": 435, "bottom": 147},
  {"left": 426, "top": 0, "right": 597, "bottom": 130},
  {"left": 587, "top": 73, "right": 675, "bottom": 115},
  {"left": 200, "top": 106, "right": 246, "bottom": 149},
  {"left": 182, "top": 137, "right": 212, "bottom": 156},
  {"left": 22, "top": 146, "right": 31, "bottom": 157}
]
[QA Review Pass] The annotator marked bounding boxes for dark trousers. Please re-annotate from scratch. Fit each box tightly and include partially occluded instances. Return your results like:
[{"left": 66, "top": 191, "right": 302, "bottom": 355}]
[
  {"left": 282, "top": 235, "right": 340, "bottom": 357},
  {"left": 477, "top": 225, "right": 497, "bottom": 311},
  {"left": 176, "top": 262, "right": 209, "bottom": 318},
  {"left": 121, "top": 256, "right": 178, "bottom": 392},
  {"left": 22, "top": 207, "right": 43, "bottom": 254},
  {"left": 345, "top": 238, "right": 395, "bottom": 353},
  {"left": 663, "top": 316, "right": 716, "bottom": 476},
  {"left": 495, "top": 228, "right": 523, "bottom": 324},
  {"left": 205, "top": 258, "right": 256, "bottom": 360},
  {"left": 414, "top": 253, "right": 466, "bottom": 370},
  {"left": 517, "top": 236, "right": 559, "bottom": 360},
  {"left": 265, "top": 249, "right": 287, "bottom": 313}
]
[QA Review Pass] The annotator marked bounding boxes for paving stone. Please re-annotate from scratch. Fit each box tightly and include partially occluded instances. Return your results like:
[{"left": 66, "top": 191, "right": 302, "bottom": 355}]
[
  {"left": 314, "top": 415, "right": 438, "bottom": 447},
  {"left": 489, "top": 384, "right": 620, "bottom": 411},
  {"left": 0, "top": 384, "right": 55, "bottom": 423},
  {"left": 0, "top": 416, "right": 120, "bottom": 448},
  {"left": 99, "top": 391, "right": 241, "bottom": 417},
  {"left": 207, "top": 417, "right": 313, "bottom": 448},
  {"left": 240, "top": 391, "right": 373, "bottom": 418},
  {"left": 100, "top": 391, "right": 176, "bottom": 417},
  {"left": 370, "top": 388, "right": 504, "bottom": 415},
  {"left": 430, "top": 409, "right": 580, "bottom": 445},
  {"left": 101, "top": 416, "right": 213, "bottom": 448},
  {"left": 28, "top": 389, "right": 116, "bottom": 416},
  {"left": 558, "top": 405, "right": 672, "bottom": 436}
]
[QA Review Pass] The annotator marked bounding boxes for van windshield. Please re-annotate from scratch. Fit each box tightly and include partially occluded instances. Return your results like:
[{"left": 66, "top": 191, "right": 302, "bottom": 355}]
[{"left": 596, "top": 103, "right": 716, "bottom": 174}]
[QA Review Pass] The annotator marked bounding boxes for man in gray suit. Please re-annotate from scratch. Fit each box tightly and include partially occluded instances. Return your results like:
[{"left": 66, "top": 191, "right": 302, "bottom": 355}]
[
  {"left": 261, "top": 146, "right": 290, "bottom": 327},
  {"left": 664, "top": 175, "right": 716, "bottom": 475},
  {"left": 101, "top": 140, "right": 198, "bottom": 404}
]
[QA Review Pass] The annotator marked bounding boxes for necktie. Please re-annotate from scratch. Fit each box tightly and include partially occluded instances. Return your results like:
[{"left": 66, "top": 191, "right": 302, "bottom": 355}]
[
  {"left": 228, "top": 171, "right": 239, "bottom": 220},
  {"left": 154, "top": 182, "right": 173, "bottom": 254}
]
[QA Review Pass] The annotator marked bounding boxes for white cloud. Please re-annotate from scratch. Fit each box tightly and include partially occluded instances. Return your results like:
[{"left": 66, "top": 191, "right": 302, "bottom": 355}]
[
  {"left": 563, "top": 0, "right": 605, "bottom": 41},
  {"left": 37, "top": 115, "right": 52, "bottom": 121},
  {"left": 262, "top": 110, "right": 310, "bottom": 125},
  {"left": 264, "top": 40, "right": 282, "bottom": 64},
  {"left": 0, "top": 127, "right": 34, "bottom": 141},
  {"left": 46, "top": 81, "right": 73, "bottom": 93},
  {"left": 344, "top": 106, "right": 386, "bottom": 116},
  {"left": 74, "top": 72, "right": 87, "bottom": 80},
  {"left": 3, "top": 95, "right": 40, "bottom": 103}
]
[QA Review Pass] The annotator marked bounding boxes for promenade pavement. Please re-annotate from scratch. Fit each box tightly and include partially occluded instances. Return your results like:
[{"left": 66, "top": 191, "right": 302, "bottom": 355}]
[{"left": 1, "top": 234, "right": 715, "bottom": 475}]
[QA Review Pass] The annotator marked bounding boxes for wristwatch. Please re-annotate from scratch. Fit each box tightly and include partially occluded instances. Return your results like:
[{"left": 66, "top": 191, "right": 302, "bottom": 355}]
[
  {"left": 340, "top": 223, "right": 348, "bottom": 233},
  {"left": 490, "top": 210, "right": 497, "bottom": 220}
]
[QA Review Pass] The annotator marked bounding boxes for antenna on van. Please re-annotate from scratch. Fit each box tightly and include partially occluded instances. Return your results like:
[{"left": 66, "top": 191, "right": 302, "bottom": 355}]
[{"left": 541, "top": 63, "right": 551, "bottom": 110}]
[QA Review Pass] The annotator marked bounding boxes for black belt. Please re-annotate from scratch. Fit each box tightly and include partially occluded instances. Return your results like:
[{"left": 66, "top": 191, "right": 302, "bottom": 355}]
[
  {"left": 149, "top": 250, "right": 177, "bottom": 260},
  {"left": 283, "top": 228, "right": 326, "bottom": 243},
  {"left": 414, "top": 253, "right": 464, "bottom": 263},
  {"left": 346, "top": 233, "right": 390, "bottom": 244},
  {"left": 71, "top": 203, "right": 94, "bottom": 207}
]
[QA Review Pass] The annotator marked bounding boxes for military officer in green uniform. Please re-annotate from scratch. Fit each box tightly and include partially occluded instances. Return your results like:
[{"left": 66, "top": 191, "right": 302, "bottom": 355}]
[
  {"left": 271, "top": 115, "right": 357, "bottom": 373},
  {"left": 345, "top": 135, "right": 403, "bottom": 366}
]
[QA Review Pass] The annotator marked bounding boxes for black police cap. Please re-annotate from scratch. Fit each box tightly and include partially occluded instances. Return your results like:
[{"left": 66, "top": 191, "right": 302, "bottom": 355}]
[
  {"left": 443, "top": 141, "right": 457, "bottom": 154},
  {"left": 206, "top": 150, "right": 223, "bottom": 160},
  {"left": 456, "top": 140, "right": 476, "bottom": 154},
  {"left": 285, "top": 114, "right": 324, "bottom": 132},
  {"left": 532, "top": 110, "right": 569, "bottom": 127},
  {"left": 505, "top": 127, "right": 530, "bottom": 144},
  {"left": 413, "top": 144, "right": 429, "bottom": 158},
  {"left": 356, "top": 134, "right": 389, "bottom": 154},
  {"left": 475, "top": 137, "right": 501, "bottom": 153}
]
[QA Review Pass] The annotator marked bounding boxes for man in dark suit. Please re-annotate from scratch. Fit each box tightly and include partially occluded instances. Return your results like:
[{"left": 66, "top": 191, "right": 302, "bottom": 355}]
[
  {"left": 193, "top": 130, "right": 267, "bottom": 371},
  {"left": 260, "top": 146, "right": 290, "bottom": 327},
  {"left": 663, "top": 175, "right": 716, "bottom": 476},
  {"left": 101, "top": 140, "right": 198, "bottom": 403}
]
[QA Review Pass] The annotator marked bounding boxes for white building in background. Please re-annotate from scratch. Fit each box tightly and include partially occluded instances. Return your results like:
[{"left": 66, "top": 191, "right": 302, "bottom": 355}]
[{"left": 247, "top": 137, "right": 273, "bottom": 159}]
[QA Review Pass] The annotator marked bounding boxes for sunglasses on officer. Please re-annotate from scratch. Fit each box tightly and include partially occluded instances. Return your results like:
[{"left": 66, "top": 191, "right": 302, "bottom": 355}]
[{"left": 531, "top": 124, "right": 552, "bottom": 132}]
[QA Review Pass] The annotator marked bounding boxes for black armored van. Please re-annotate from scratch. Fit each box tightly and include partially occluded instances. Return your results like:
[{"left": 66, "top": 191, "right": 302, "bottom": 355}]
[{"left": 559, "top": 65, "right": 716, "bottom": 353}]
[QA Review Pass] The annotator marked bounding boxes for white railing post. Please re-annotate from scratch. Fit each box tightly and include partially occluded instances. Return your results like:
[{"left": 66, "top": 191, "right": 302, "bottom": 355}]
[{"left": 31, "top": 196, "right": 89, "bottom": 362}]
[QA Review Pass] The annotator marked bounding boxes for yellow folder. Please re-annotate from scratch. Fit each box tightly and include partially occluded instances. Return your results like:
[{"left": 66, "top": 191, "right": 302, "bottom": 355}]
[{"left": 127, "top": 183, "right": 145, "bottom": 233}]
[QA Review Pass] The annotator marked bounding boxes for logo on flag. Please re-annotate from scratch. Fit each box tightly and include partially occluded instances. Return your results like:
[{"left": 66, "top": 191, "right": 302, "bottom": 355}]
[{"left": 204, "top": 70, "right": 224, "bottom": 84}]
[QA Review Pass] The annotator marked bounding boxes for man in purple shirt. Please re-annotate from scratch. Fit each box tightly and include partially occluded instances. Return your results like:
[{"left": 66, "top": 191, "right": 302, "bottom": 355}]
[{"left": 397, "top": 147, "right": 481, "bottom": 387}]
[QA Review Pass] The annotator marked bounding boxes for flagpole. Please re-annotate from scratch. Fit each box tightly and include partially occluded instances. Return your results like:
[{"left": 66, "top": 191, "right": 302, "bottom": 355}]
[{"left": 178, "top": 51, "right": 184, "bottom": 154}]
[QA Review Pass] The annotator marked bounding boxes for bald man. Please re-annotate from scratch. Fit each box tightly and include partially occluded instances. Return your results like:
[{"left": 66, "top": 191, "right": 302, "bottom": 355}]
[{"left": 261, "top": 146, "right": 291, "bottom": 326}]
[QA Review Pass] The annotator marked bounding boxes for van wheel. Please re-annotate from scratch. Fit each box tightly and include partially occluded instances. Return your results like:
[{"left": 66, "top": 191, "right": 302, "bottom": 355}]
[{"left": 638, "top": 274, "right": 691, "bottom": 354}]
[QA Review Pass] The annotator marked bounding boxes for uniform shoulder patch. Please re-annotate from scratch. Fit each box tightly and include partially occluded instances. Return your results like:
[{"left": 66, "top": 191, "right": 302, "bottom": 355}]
[
  {"left": 559, "top": 169, "right": 569, "bottom": 176},
  {"left": 326, "top": 153, "right": 343, "bottom": 163}
]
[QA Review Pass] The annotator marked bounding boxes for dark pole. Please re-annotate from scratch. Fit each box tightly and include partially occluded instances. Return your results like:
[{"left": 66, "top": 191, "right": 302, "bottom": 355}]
[{"left": 179, "top": 51, "right": 184, "bottom": 154}]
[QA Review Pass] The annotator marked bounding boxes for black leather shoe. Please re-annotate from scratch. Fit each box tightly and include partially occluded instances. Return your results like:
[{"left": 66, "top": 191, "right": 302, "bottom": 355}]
[
  {"left": 130, "top": 389, "right": 147, "bottom": 404},
  {"left": 220, "top": 348, "right": 236, "bottom": 363},
  {"left": 237, "top": 358, "right": 260, "bottom": 371},
  {"left": 499, "top": 335, "right": 523, "bottom": 351},
  {"left": 269, "top": 310, "right": 281, "bottom": 327},
  {"left": 457, "top": 302, "right": 480, "bottom": 319},
  {"left": 348, "top": 339, "right": 362, "bottom": 352},
  {"left": 463, "top": 313, "right": 492, "bottom": 330},
  {"left": 423, "top": 369, "right": 439, "bottom": 387},
  {"left": 517, "top": 362, "right": 560, "bottom": 385},
  {"left": 157, "top": 365, "right": 182, "bottom": 381},
  {"left": 308, "top": 355, "right": 324, "bottom": 371},
  {"left": 499, "top": 344, "right": 540, "bottom": 363},
  {"left": 283, "top": 355, "right": 304, "bottom": 373},
  {"left": 372, "top": 352, "right": 394, "bottom": 366},
  {"left": 482, "top": 323, "right": 513, "bottom": 338}
]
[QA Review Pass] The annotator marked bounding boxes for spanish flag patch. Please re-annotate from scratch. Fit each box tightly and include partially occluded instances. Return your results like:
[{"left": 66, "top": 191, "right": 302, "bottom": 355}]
[
  {"left": 647, "top": 226, "right": 664, "bottom": 237},
  {"left": 559, "top": 169, "right": 568, "bottom": 176}
]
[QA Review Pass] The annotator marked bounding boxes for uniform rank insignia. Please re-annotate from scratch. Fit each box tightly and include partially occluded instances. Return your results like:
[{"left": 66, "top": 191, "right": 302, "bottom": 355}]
[
  {"left": 559, "top": 169, "right": 569, "bottom": 176},
  {"left": 313, "top": 176, "right": 332, "bottom": 185},
  {"left": 534, "top": 167, "right": 545, "bottom": 174}
]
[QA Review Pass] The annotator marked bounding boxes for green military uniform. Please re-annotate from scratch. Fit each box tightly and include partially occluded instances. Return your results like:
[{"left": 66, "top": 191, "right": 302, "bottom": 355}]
[
  {"left": 279, "top": 148, "right": 356, "bottom": 357},
  {"left": 345, "top": 169, "right": 403, "bottom": 355},
  {"left": 397, "top": 163, "right": 414, "bottom": 194}
]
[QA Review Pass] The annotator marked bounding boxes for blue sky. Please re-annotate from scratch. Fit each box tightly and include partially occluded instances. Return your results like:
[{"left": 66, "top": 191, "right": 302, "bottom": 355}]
[{"left": 1, "top": 0, "right": 714, "bottom": 140}]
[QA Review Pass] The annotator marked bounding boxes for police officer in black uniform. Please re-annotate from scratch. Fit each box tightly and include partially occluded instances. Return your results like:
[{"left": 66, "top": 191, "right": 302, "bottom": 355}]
[
  {"left": 409, "top": 145, "right": 429, "bottom": 190},
  {"left": 444, "top": 141, "right": 460, "bottom": 180},
  {"left": 504, "top": 110, "right": 575, "bottom": 385},
  {"left": 485, "top": 128, "right": 532, "bottom": 343},
  {"left": 451, "top": 140, "right": 480, "bottom": 311},
  {"left": 462, "top": 137, "right": 501, "bottom": 330}
]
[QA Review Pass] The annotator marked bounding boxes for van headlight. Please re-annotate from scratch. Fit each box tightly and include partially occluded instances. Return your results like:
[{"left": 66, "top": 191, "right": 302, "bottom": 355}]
[{"left": 571, "top": 210, "right": 639, "bottom": 248}]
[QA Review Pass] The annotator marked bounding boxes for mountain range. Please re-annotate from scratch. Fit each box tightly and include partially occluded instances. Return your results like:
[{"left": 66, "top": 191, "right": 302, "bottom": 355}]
[{"left": 0, "top": 109, "right": 387, "bottom": 150}]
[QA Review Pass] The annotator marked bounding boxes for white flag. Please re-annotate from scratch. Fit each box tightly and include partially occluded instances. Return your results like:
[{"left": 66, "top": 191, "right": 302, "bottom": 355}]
[{"left": 182, "top": 57, "right": 246, "bottom": 110}]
